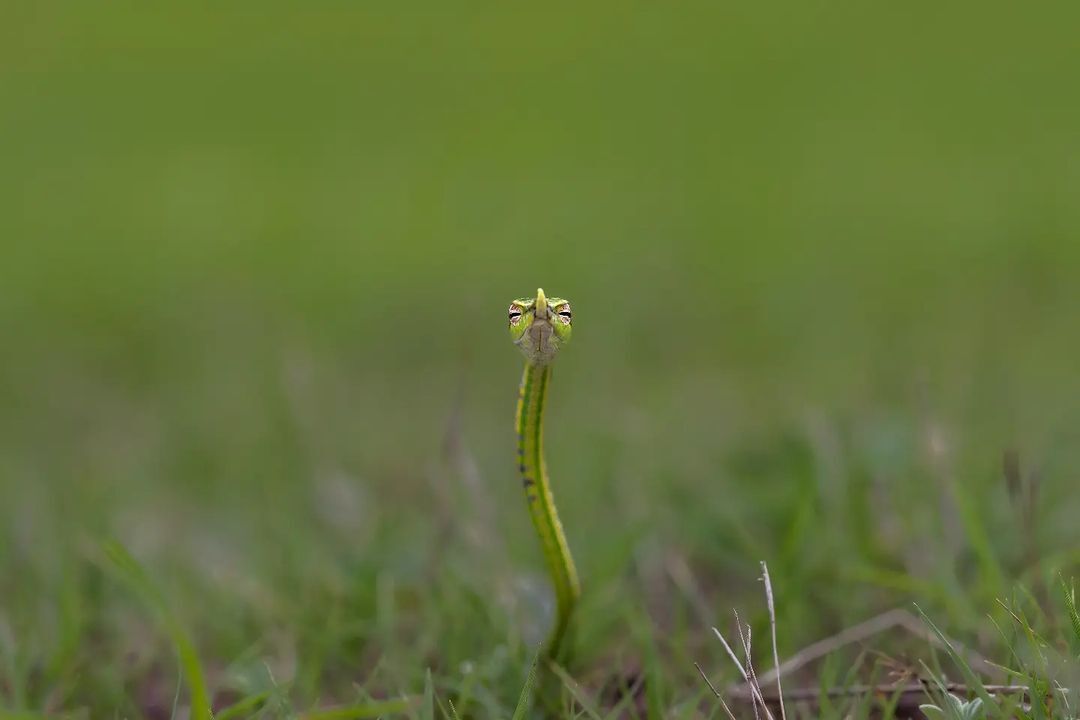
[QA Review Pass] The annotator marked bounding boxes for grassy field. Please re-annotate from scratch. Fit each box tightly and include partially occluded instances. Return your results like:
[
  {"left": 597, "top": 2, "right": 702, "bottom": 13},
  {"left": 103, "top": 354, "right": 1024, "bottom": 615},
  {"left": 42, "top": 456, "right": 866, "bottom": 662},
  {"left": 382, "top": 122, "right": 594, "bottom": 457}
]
[{"left": 3, "top": 4, "right": 1080, "bottom": 718}]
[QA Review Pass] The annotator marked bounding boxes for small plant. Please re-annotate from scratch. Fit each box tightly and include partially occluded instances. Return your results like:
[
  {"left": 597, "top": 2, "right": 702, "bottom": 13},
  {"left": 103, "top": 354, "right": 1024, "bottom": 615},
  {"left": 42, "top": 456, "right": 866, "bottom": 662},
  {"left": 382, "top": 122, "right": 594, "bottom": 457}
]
[
  {"left": 919, "top": 694, "right": 988, "bottom": 720},
  {"left": 916, "top": 577, "right": 1080, "bottom": 720}
]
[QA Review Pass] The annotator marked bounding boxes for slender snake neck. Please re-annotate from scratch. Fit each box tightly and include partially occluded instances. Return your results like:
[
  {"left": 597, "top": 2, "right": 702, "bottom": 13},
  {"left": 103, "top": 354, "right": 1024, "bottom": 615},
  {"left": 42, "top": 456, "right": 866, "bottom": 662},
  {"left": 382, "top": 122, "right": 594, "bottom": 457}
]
[{"left": 516, "top": 361, "right": 580, "bottom": 659}]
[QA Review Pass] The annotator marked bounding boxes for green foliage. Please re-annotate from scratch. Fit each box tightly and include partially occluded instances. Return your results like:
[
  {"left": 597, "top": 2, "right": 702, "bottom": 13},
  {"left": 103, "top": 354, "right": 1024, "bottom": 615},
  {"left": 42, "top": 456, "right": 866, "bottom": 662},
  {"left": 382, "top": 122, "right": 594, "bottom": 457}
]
[{"left": 917, "top": 586, "right": 1080, "bottom": 720}]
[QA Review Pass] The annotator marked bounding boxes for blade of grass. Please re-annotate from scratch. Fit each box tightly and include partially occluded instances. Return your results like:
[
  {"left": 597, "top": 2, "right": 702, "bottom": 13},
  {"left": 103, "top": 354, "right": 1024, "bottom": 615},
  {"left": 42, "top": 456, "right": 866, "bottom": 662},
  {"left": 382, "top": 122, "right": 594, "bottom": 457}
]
[
  {"left": 301, "top": 701, "right": 412, "bottom": 720},
  {"left": 995, "top": 598, "right": 1052, "bottom": 719},
  {"left": 600, "top": 672, "right": 647, "bottom": 720},
  {"left": 914, "top": 605, "right": 996, "bottom": 710},
  {"left": 693, "top": 662, "right": 737, "bottom": 720},
  {"left": 547, "top": 661, "right": 603, "bottom": 720},
  {"left": 216, "top": 692, "right": 270, "bottom": 720},
  {"left": 510, "top": 651, "right": 540, "bottom": 720},
  {"left": 916, "top": 660, "right": 963, "bottom": 720},
  {"left": 1061, "top": 575, "right": 1080, "bottom": 647},
  {"left": 421, "top": 670, "right": 434, "bottom": 720},
  {"left": 101, "top": 540, "right": 211, "bottom": 720},
  {"left": 945, "top": 482, "right": 1006, "bottom": 599},
  {"left": 629, "top": 609, "right": 666, "bottom": 720}
]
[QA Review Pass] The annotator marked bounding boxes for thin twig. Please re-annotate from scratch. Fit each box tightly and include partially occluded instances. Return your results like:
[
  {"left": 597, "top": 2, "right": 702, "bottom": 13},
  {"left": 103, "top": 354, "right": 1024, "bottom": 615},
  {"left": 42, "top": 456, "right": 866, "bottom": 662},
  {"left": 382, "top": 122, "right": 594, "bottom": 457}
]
[
  {"left": 747, "top": 607, "right": 996, "bottom": 691},
  {"left": 694, "top": 662, "right": 738, "bottom": 720},
  {"left": 735, "top": 614, "right": 763, "bottom": 720}
]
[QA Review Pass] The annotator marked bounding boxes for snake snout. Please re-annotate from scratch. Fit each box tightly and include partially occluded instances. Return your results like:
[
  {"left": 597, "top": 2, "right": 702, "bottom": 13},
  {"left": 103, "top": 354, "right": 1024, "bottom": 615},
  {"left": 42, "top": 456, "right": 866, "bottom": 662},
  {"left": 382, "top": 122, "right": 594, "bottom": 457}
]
[{"left": 535, "top": 288, "right": 548, "bottom": 319}]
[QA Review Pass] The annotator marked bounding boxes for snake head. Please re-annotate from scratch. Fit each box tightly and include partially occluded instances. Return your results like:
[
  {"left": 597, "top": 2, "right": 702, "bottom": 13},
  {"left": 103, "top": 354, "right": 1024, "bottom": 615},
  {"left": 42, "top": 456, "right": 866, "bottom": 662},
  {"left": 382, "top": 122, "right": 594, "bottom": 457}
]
[{"left": 508, "top": 287, "right": 572, "bottom": 365}]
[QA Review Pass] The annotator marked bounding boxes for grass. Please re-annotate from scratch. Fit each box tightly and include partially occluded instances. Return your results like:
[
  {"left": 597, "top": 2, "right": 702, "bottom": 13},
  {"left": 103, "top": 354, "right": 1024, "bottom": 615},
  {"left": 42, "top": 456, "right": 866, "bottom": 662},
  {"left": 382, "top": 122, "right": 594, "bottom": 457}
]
[{"left": 3, "top": 2, "right": 1080, "bottom": 718}]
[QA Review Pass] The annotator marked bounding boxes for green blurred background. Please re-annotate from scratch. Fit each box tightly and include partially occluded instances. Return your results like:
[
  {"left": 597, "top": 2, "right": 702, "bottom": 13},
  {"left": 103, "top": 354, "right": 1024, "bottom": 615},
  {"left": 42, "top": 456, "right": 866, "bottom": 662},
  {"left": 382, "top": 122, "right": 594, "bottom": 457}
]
[{"left": 2, "top": 3, "right": 1080, "bottom": 715}]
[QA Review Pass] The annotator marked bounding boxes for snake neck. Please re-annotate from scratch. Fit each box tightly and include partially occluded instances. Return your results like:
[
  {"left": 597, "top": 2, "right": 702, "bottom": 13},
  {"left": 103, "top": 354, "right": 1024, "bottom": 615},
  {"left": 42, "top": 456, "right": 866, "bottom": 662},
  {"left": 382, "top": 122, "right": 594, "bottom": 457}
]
[
  {"left": 516, "top": 361, "right": 580, "bottom": 659},
  {"left": 516, "top": 362, "right": 550, "bottom": 506}
]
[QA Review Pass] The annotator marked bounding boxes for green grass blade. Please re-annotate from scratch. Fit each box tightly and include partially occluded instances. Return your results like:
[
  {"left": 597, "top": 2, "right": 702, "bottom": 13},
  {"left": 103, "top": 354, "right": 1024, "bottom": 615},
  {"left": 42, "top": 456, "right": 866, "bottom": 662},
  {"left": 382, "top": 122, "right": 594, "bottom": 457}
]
[
  {"left": 913, "top": 605, "right": 996, "bottom": 710},
  {"left": 301, "top": 700, "right": 412, "bottom": 720},
  {"left": 510, "top": 651, "right": 540, "bottom": 720},
  {"left": 102, "top": 540, "right": 212, "bottom": 720},
  {"left": 942, "top": 480, "right": 1006, "bottom": 601},
  {"left": 1061, "top": 575, "right": 1080, "bottom": 649},
  {"left": 547, "top": 662, "right": 602, "bottom": 720},
  {"left": 631, "top": 612, "right": 665, "bottom": 720},
  {"left": 421, "top": 670, "right": 434, "bottom": 720},
  {"left": 215, "top": 692, "right": 270, "bottom": 720}
]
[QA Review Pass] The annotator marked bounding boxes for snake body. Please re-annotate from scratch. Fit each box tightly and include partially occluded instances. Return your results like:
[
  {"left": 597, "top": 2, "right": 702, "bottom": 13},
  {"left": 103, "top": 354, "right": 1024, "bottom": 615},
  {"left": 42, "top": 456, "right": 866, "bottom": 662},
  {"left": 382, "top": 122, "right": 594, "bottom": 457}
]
[{"left": 508, "top": 288, "right": 580, "bottom": 659}]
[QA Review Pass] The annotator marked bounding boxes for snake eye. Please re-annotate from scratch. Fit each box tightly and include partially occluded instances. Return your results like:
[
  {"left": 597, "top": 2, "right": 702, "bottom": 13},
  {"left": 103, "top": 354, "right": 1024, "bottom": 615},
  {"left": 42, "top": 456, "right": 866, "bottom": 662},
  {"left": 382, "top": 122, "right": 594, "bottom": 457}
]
[
  {"left": 556, "top": 304, "right": 572, "bottom": 325},
  {"left": 508, "top": 305, "right": 523, "bottom": 325}
]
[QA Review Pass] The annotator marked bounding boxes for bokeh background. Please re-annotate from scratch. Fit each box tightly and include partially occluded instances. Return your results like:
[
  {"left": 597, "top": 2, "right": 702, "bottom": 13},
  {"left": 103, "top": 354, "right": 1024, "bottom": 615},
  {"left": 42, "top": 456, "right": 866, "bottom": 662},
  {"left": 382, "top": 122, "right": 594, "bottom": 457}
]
[{"left": 3, "top": 4, "right": 1080, "bottom": 716}]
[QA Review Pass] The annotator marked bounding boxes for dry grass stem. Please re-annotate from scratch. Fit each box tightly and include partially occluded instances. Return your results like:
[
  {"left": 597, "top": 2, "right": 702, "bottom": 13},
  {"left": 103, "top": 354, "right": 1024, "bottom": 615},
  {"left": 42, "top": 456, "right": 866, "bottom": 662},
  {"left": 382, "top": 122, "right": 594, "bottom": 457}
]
[{"left": 760, "top": 562, "right": 786, "bottom": 720}]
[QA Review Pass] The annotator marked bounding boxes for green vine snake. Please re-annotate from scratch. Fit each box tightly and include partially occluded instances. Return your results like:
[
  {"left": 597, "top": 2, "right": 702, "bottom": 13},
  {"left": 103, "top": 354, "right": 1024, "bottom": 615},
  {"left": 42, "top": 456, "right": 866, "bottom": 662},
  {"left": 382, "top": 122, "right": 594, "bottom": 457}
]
[{"left": 508, "top": 288, "right": 580, "bottom": 660}]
